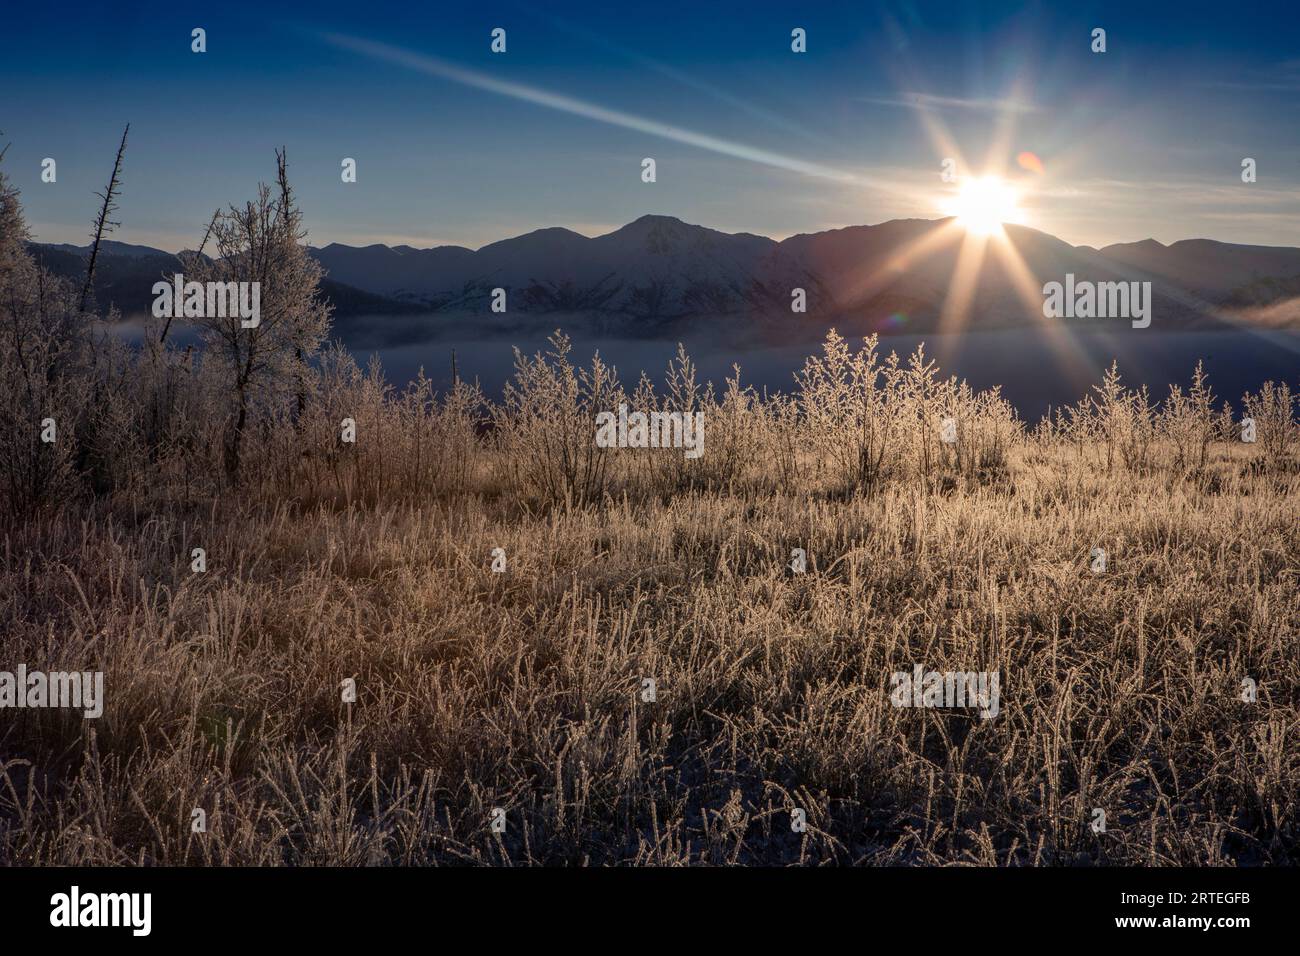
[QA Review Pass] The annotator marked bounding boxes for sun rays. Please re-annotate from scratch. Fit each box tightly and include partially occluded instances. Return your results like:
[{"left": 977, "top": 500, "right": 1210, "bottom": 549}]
[
  {"left": 883, "top": 79, "right": 1103, "bottom": 374},
  {"left": 316, "top": 25, "right": 1272, "bottom": 373}
]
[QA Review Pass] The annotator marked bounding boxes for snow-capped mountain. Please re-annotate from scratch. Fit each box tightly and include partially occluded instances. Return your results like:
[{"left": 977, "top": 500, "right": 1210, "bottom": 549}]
[
  {"left": 308, "top": 214, "right": 1300, "bottom": 330},
  {"left": 34, "top": 215, "right": 1300, "bottom": 334}
]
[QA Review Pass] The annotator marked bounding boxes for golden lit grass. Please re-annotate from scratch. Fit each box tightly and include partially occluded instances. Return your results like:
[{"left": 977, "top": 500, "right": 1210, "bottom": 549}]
[{"left": 2, "top": 444, "right": 1296, "bottom": 865}]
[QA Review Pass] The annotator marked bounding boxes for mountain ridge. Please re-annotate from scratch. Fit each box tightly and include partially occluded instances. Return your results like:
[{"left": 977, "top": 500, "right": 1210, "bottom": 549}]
[{"left": 31, "top": 215, "right": 1300, "bottom": 335}]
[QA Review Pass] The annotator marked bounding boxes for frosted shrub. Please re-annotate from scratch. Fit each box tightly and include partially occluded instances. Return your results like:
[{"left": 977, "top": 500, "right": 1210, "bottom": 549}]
[
  {"left": 1242, "top": 380, "right": 1296, "bottom": 467},
  {"left": 796, "top": 330, "right": 894, "bottom": 492},
  {"left": 495, "top": 331, "right": 620, "bottom": 506},
  {"left": 1161, "top": 361, "right": 1218, "bottom": 475}
]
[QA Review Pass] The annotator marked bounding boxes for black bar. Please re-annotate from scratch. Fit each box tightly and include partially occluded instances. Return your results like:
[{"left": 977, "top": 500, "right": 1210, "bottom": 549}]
[{"left": 0, "top": 866, "right": 1288, "bottom": 941}]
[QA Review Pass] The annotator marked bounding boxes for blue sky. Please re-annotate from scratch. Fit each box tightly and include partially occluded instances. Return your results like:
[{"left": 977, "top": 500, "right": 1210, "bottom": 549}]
[{"left": 4, "top": 0, "right": 1298, "bottom": 251}]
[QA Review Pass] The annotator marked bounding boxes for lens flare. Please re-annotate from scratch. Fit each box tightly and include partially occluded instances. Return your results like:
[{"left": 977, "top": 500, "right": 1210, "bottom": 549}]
[{"left": 1016, "top": 151, "right": 1045, "bottom": 175}]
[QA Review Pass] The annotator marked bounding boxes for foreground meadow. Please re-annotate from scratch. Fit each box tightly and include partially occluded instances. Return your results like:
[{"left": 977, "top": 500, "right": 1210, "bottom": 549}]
[{"left": 3, "top": 433, "right": 1296, "bottom": 865}]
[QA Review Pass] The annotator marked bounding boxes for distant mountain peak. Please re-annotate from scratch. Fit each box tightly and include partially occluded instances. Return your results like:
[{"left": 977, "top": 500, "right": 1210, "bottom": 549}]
[
  {"left": 1100, "top": 237, "right": 1167, "bottom": 254},
  {"left": 45, "top": 239, "right": 174, "bottom": 259},
  {"left": 627, "top": 213, "right": 687, "bottom": 227},
  {"left": 603, "top": 214, "right": 695, "bottom": 238}
]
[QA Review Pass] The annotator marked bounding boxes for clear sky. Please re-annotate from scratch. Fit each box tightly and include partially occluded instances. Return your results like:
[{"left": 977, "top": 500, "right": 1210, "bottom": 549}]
[{"left": 4, "top": 0, "right": 1298, "bottom": 252}]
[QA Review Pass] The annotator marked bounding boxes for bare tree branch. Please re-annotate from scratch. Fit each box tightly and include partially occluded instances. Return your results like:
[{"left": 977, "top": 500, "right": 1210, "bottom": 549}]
[
  {"left": 162, "top": 207, "right": 219, "bottom": 346},
  {"left": 81, "top": 123, "right": 129, "bottom": 314}
]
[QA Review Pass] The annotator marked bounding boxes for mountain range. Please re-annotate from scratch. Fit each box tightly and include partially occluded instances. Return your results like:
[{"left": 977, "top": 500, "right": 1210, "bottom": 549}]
[{"left": 32, "top": 216, "right": 1300, "bottom": 340}]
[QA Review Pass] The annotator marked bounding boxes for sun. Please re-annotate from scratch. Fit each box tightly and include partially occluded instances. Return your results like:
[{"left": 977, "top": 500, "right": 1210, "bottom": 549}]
[{"left": 944, "top": 175, "right": 1024, "bottom": 236}]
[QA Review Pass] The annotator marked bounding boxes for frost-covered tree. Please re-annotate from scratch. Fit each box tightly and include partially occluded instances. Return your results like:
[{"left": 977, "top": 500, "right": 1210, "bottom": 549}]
[
  {"left": 185, "top": 151, "right": 332, "bottom": 482},
  {"left": 0, "top": 160, "right": 86, "bottom": 516}
]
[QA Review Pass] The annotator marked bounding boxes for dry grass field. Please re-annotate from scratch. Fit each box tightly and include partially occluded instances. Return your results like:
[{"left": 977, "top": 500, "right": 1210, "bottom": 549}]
[
  {"left": 2, "top": 166, "right": 1297, "bottom": 866},
  {"left": 2, "top": 364, "right": 1297, "bottom": 866}
]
